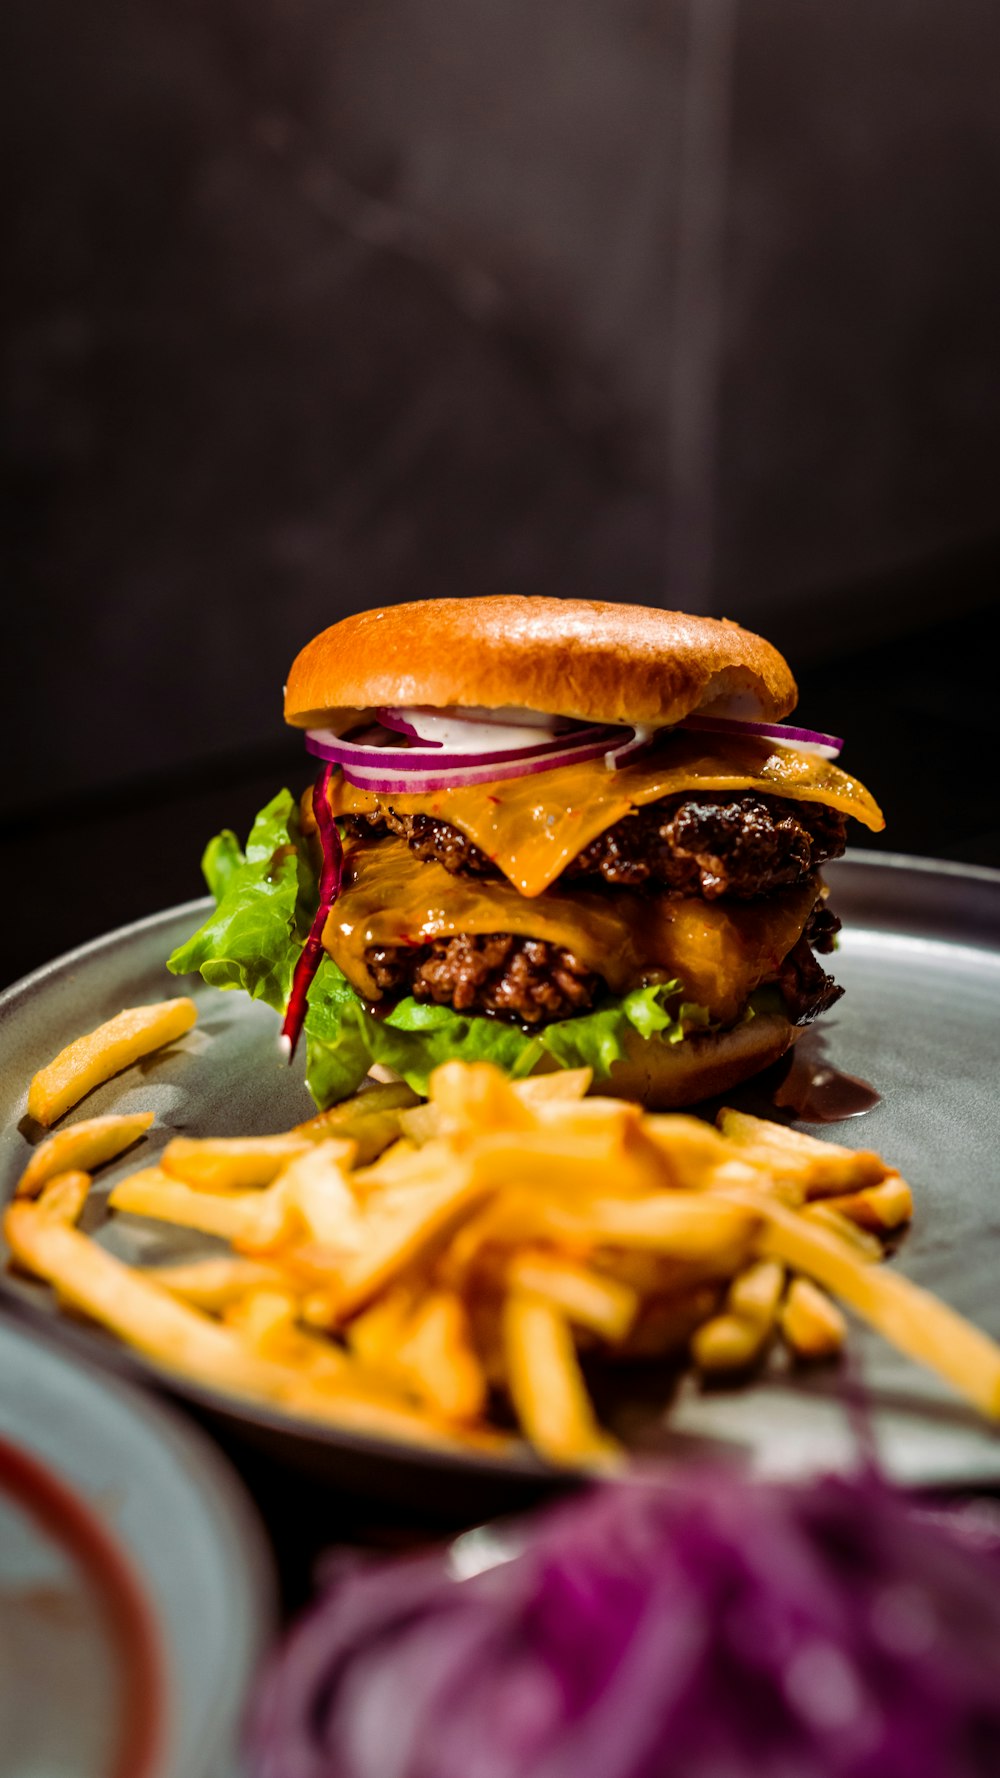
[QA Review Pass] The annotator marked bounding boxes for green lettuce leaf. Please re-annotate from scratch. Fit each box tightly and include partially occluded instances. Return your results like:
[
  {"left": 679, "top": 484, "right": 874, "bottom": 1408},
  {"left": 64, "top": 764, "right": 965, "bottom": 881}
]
[{"left": 167, "top": 793, "right": 714, "bottom": 1106}]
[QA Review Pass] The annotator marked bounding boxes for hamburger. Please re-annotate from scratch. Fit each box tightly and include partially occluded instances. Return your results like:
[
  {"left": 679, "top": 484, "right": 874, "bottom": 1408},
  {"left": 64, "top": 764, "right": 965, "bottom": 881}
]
[{"left": 168, "top": 598, "right": 883, "bottom": 1107}]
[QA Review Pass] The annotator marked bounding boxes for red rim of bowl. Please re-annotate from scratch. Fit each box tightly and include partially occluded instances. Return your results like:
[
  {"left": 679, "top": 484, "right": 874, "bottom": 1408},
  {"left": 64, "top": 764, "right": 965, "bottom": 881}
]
[{"left": 0, "top": 1431, "right": 166, "bottom": 1778}]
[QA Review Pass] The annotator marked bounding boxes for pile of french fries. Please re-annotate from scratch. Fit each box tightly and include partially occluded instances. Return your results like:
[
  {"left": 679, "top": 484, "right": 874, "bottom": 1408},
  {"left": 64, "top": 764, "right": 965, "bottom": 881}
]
[{"left": 8, "top": 998, "right": 1000, "bottom": 1468}]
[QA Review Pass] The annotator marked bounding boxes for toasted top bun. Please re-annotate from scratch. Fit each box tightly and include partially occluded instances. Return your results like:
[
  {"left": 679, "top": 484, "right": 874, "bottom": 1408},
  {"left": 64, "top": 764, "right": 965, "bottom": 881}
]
[{"left": 284, "top": 597, "right": 797, "bottom": 731}]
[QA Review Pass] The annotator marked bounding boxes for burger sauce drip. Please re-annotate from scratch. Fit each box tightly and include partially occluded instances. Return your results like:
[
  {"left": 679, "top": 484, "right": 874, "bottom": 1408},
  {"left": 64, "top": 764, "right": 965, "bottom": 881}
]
[
  {"left": 770, "top": 1027, "right": 880, "bottom": 1123},
  {"left": 280, "top": 765, "right": 343, "bottom": 1062}
]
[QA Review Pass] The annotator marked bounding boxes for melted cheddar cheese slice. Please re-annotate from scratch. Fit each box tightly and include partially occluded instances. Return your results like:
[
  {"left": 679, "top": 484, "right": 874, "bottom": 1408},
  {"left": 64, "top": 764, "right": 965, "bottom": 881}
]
[
  {"left": 324, "top": 842, "right": 821, "bottom": 1025},
  {"left": 324, "top": 733, "right": 883, "bottom": 898}
]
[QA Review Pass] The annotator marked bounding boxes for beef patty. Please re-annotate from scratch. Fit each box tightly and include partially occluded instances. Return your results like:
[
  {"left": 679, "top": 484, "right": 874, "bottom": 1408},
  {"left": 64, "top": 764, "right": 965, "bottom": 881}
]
[
  {"left": 344, "top": 793, "right": 847, "bottom": 902},
  {"left": 365, "top": 903, "right": 842, "bottom": 1029}
]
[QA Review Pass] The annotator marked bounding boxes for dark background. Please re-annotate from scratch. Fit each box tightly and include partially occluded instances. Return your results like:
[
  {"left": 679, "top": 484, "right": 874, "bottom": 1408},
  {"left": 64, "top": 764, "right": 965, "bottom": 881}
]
[{"left": 3, "top": 0, "right": 1000, "bottom": 991}]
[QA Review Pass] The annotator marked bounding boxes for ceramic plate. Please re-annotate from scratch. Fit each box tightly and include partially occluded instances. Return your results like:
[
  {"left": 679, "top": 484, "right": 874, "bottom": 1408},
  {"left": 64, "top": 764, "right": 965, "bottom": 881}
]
[
  {"left": 1, "top": 851, "right": 999, "bottom": 1514},
  {"left": 0, "top": 1315, "right": 272, "bottom": 1776}
]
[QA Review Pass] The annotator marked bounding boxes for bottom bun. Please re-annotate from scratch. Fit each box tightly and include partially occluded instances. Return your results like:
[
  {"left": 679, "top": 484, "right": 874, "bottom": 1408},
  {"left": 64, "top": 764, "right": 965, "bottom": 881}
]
[{"left": 581, "top": 1011, "right": 799, "bottom": 1110}]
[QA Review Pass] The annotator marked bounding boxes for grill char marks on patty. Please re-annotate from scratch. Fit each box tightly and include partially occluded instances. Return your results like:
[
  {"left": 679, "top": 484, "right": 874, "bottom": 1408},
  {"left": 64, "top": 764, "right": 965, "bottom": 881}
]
[
  {"left": 364, "top": 905, "right": 843, "bottom": 1030},
  {"left": 343, "top": 794, "right": 847, "bottom": 902}
]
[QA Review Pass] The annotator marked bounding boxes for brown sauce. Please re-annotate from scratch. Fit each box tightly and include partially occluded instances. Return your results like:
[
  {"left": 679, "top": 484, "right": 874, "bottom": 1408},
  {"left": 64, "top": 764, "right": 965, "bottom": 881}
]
[{"left": 769, "top": 1026, "right": 880, "bottom": 1123}]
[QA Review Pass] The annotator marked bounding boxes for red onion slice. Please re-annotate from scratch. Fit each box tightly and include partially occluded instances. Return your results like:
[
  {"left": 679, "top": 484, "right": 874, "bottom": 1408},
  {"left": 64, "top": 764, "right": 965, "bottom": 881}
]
[
  {"left": 280, "top": 765, "right": 343, "bottom": 1062},
  {"left": 681, "top": 714, "right": 844, "bottom": 760},
  {"left": 377, "top": 705, "right": 569, "bottom": 752},
  {"left": 305, "top": 722, "right": 623, "bottom": 791},
  {"left": 311, "top": 734, "right": 622, "bottom": 794}
]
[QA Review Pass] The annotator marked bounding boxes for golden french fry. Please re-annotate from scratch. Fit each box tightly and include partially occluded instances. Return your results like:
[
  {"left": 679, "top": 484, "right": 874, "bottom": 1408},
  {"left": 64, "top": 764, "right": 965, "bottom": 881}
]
[
  {"left": 513, "top": 1067, "right": 592, "bottom": 1103},
  {"left": 161, "top": 1133, "right": 312, "bottom": 1191},
  {"left": 642, "top": 1115, "right": 737, "bottom": 1189},
  {"left": 802, "top": 1202, "right": 884, "bottom": 1262},
  {"left": 754, "top": 1197, "right": 1000, "bottom": 1417},
  {"left": 393, "top": 1291, "right": 487, "bottom": 1423},
  {"left": 272, "top": 1143, "right": 364, "bottom": 1251},
  {"left": 781, "top": 1278, "right": 847, "bottom": 1360},
  {"left": 295, "top": 1081, "right": 420, "bottom": 1163},
  {"left": 3, "top": 1202, "right": 295, "bottom": 1399},
  {"left": 821, "top": 1175, "right": 914, "bottom": 1233},
  {"left": 505, "top": 1252, "right": 638, "bottom": 1343},
  {"left": 692, "top": 1312, "right": 769, "bottom": 1373},
  {"left": 465, "top": 1128, "right": 667, "bottom": 1198},
  {"left": 224, "top": 1286, "right": 299, "bottom": 1351},
  {"left": 538, "top": 1193, "right": 758, "bottom": 1266},
  {"left": 150, "top": 1256, "right": 295, "bottom": 1311},
  {"left": 36, "top": 1170, "right": 91, "bottom": 1226},
  {"left": 17, "top": 1113, "right": 154, "bottom": 1199},
  {"left": 430, "top": 1060, "right": 538, "bottom": 1136},
  {"left": 503, "top": 1294, "right": 620, "bottom": 1468},
  {"left": 281, "top": 1379, "right": 514, "bottom": 1454},
  {"left": 716, "top": 1109, "right": 887, "bottom": 1196},
  {"left": 334, "top": 1163, "right": 493, "bottom": 1319},
  {"left": 27, "top": 1000, "right": 198, "bottom": 1127},
  {"left": 346, "top": 1286, "right": 417, "bottom": 1368},
  {"left": 109, "top": 1169, "right": 297, "bottom": 1247},
  {"left": 727, "top": 1259, "right": 784, "bottom": 1326}
]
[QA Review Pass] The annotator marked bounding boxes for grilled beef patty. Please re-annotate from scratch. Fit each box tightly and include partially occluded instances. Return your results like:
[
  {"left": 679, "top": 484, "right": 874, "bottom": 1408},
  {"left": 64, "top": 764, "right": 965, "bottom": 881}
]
[
  {"left": 344, "top": 793, "right": 847, "bottom": 902},
  {"left": 364, "top": 904, "right": 842, "bottom": 1028}
]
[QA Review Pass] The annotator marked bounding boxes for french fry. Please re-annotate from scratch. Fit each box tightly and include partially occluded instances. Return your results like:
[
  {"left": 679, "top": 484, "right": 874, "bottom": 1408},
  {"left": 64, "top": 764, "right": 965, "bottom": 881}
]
[
  {"left": 506, "top": 1252, "right": 638, "bottom": 1343},
  {"left": 281, "top": 1378, "right": 514, "bottom": 1455},
  {"left": 538, "top": 1193, "right": 758, "bottom": 1267},
  {"left": 781, "top": 1279, "right": 847, "bottom": 1360},
  {"left": 333, "top": 1164, "right": 494, "bottom": 1318},
  {"left": 802, "top": 1202, "right": 884, "bottom": 1262},
  {"left": 393, "top": 1291, "right": 487, "bottom": 1423},
  {"left": 346, "top": 1286, "right": 418, "bottom": 1368},
  {"left": 465, "top": 1128, "right": 667, "bottom": 1198},
  {"left": 512, "top": 1067, "right": 592, "bottom": 1103},
  {"left": 727, "top": 1259, "right": 784, "bottom": 1326},
  {"left": 3, "top": 1201, "right": 295, "bottom": 1399},
  {"left": 36, "top": 1171, "right": 91, "bottom": 1226},
  {"left": 17, "top": 1113, "right": 154, "bottom": 1199},
  {"left": 150, "top": 1256, "right": 295, "bottom": 1311},
  {"left": 109, "top": 1169, "right": 297, "bottom": 1248},
  {"left": 754, "top": 1197, "right": 1000, "bottom": 1418},
  {"left": 691, "top": 1260, "right": 784, "bottom": 1373},
  {"left": 692, "top": 1312, "right": 770, "bottom": 1374},
  {"left": 642, "top": 1115, "right": 737, "bottom": 1189},
  {"left": 27, "top": 1000, "right": 198, "bottom": 1126},
  {"left": 161, "top": 1133, "right": 312, "bottom": 1191},
  {"left": 503, "top": 1294, "right": 620, "bottom": 1468},
  {"left": 429, "top": 1060, "right": 538, "bottom": 1136},
  {"left": 716, "top": 1109, "right": 887, "bottom": 1197},
  {"left": 821, "top": 1175, "right": 913, "bottom": 1233},
  {"left": 271, "top": 1143, "right": 364, "bottom": 1251}
]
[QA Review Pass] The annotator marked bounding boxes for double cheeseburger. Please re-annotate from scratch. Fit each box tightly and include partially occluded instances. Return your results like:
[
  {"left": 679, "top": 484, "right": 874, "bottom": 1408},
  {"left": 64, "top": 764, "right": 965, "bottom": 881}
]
[{"left": 169, "top": 598, "right": 883, "bottom": 1107}]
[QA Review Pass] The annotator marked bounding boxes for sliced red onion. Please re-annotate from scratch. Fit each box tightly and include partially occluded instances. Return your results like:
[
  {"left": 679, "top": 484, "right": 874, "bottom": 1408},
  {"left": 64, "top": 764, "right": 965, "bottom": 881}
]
[
  {"left": 681, "top": 713, "right": 844, "bottom": 760},
  {"left": 305, "top": 723, "right": 623, "bottom": 793},
  {"left": 280, "top": 765, "right": 343, "bottom": 1062},
  {"left": 604, "top": 724, "right": 657, "bottom": 770},
  {"left": 378, "top": 705, "right": 570, "bottom": 752}
]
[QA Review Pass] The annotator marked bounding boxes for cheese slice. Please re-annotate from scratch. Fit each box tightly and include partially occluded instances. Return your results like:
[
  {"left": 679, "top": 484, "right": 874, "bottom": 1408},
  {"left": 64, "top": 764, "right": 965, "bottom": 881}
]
[
  {"left": 324, "top": 841, "right": 820, "bottom": 1025},
  {"left": 324, "top": 733, "right": 883, "bottom": 898}
]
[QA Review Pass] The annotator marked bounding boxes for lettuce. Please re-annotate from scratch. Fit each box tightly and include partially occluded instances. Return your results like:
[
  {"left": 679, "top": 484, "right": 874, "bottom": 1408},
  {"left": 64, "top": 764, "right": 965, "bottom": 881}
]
[{"left": 167, "top": 793, "right": 713, "bottom": 1107}]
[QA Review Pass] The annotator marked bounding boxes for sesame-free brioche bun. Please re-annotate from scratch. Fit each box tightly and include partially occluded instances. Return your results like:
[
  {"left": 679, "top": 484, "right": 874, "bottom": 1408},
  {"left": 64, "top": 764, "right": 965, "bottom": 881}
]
[
  {"left": 596, "top": 1010, "right": 799, "bottom": 1109},
  {"left": 370, "top": 1012, "right": 798, "bottom": 1111},
  {"left": 284, "top": 598, "right": 797, "bottom": 732}
]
